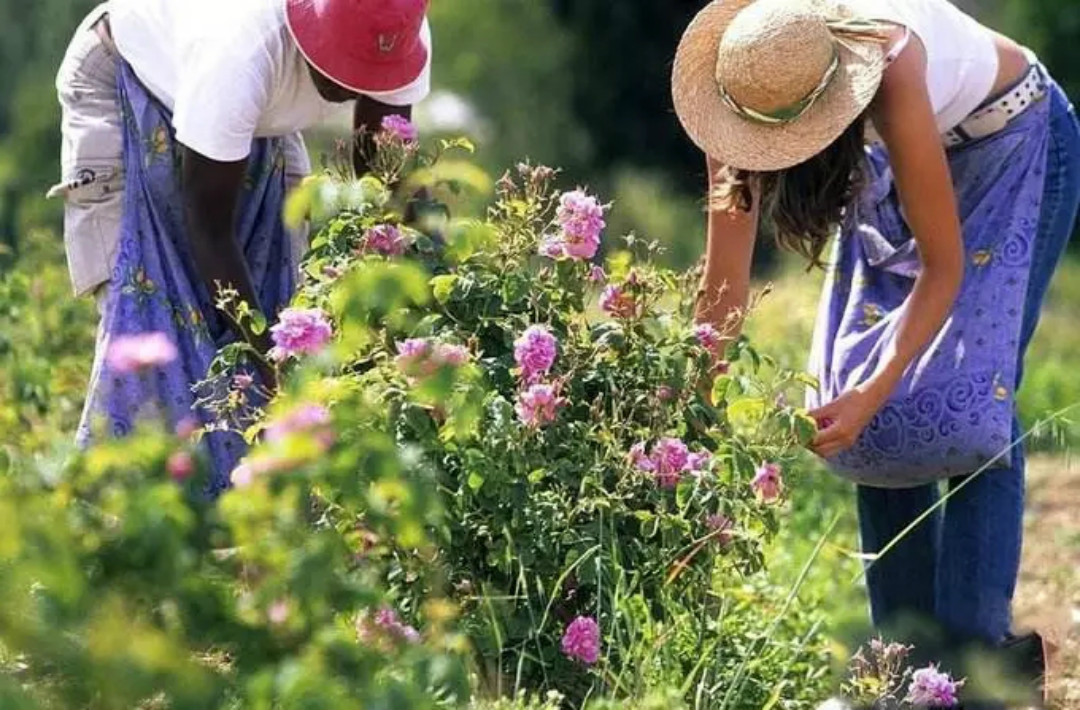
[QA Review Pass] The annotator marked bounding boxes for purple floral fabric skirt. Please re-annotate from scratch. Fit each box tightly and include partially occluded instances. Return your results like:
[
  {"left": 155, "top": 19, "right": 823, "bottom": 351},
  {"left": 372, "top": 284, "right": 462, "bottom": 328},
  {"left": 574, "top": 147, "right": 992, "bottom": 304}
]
[
  {"left": 77, "top": 60, "right": 296, "bottom": 495},
  {"left": 807, "top": 83, "right": 1052, "bottom": 488}
]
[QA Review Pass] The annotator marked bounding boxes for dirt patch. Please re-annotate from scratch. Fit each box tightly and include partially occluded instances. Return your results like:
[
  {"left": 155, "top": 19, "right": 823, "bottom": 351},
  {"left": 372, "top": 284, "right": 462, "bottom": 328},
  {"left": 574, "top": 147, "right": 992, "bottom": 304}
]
[{"left": 1013, "top": 455, "right": 1080, "bottom": 709}]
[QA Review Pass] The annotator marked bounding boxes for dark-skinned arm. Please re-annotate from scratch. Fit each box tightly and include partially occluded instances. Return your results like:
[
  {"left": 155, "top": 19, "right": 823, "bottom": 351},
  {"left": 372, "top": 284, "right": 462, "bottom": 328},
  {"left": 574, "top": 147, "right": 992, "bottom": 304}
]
[
  {"left": 180, "top": 146, "right": 273, "bottom": 356},
  {"left": 353, "top": 97, "right": 412, "bottom": 176}
]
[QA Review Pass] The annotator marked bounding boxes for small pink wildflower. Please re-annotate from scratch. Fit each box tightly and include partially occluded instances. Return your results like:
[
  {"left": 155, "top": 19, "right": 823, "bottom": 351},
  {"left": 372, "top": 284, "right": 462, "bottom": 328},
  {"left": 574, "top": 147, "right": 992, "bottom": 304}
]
[
  {"left": 906, "top": 665, "right": 963, "bottom": 707},
  {"left": 380, "top": 114, "right": 418, "bottom": 143},
  {"left": 556, "top": 189, "right": 605, "bottom": 260},
  {"left": 270, "top": 308, "right": 333, "bottom": 357},
  {"left": 516, "top": 383, "right": 563, "bottom": 428},
  {"left": 513, "top": 326, "right": 558, "bottom": 383},
  {"left": 106, "top": 332, "right": 178, "bottom": 373},
  {"left": 706, "top": 514, "right": 735, "bottom": 545},
  {"left": 322, "top": 264, "right": 343, "bottom": 280},
  {"left": 561, "top": 616, "right": 601, "bottom": 665},
  {"left": 657, "top": 385, "right": 676, "bottom": 402},
  {"left": 599, "top": 285, "right": 636, "bottom": 319},
  {"left": 395, "top": 338, "right": 468, "bottom": 378},
  {"left": 361, "top": 224, "right": 407, "bottom": 256},
  {"left": 751, "top": 462, "right": 783, "bottom": 503},
  {"left": 694, "top": 323, "right": 724, "bottom": 356},
  {"left": 166, "top": 451, "right": 195, "bottom": 482},
  {"left": 588, "top": 264, "right": 607, "bottom": 283}
]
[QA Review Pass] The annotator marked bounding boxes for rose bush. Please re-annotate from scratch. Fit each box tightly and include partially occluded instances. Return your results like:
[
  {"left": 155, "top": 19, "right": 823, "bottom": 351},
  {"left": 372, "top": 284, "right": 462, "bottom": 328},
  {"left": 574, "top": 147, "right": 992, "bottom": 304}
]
[{"left": 192, "top": 122, "right": 828, "bottom": 703}]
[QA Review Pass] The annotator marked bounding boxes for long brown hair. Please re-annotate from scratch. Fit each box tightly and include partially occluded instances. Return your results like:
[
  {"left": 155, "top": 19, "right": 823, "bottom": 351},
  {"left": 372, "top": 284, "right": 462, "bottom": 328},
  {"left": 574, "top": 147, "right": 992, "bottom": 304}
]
[{"left": 711, "top": 114, "right": 869, "bottom": 268}]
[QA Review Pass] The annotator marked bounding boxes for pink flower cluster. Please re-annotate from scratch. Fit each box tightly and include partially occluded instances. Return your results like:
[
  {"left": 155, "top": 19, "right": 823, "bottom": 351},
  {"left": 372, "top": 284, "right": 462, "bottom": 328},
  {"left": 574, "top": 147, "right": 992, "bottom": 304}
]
[
  {"left": 380, "top": 114, "right": 419, "bottom": 143},
  {"left": 167, "top": 451, "right": 195, "bottom": 482},
  {"left": 265, "top": 403, "right": 333, "bottom": 445},
  {"left": 361, "top": 224, "right": 408, "bottom": 256},
  {"left": 694, "top": 323, "right": 724, "bottom": 356},
  {"left": 395, "top": 338, "right": 469, "bottom": 379},
  {"left": 906, "top": 665, "right": 963, "bottom": 707},
  {"left": 630, "top": 437, "right": 712, "bottom": 489},
  {"left": 270, "top": 308, "right": 333, "bottom": 359},
  {"left": 513, "top": 325, "right": 558, "bottom": 383},
  {"left": 356, "top": 607, "right": 421, "bottom": 645},
  {"left": 599, "top": 285, "right": 636, "bottom": 319},
  {"left": 516, "top": 383, "right": 564, "bottom": 428},
  {"left": 540, "top": 189, "right": 606, "bottom": 260},
  {"left": 561, "top": 616, "right": 601, "bottom": 665},
  {"left": 751, "top": 462, "right": 783, "bottom": 503},
  {"left": 106, "top": 332, "right": 178, "bottom": 373}
]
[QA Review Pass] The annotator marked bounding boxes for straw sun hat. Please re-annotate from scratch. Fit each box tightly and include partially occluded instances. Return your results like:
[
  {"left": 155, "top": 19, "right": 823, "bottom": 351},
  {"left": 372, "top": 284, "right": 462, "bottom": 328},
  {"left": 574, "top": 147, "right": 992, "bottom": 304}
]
[{"left": 672, "top": 0, "right": 890, "bottom": 172}]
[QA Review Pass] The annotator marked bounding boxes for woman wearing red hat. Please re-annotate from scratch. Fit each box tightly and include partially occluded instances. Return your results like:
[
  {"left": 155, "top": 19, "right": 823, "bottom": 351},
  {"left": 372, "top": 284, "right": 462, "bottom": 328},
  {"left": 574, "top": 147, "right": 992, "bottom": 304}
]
[{"left": 50, "top": 0, "right": 432, "bottom": 492}]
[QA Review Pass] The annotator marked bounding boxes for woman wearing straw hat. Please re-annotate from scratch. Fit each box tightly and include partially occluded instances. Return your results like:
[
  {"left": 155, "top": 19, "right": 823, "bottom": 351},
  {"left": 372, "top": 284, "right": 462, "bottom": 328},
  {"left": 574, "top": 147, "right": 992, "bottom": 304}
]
[
  {"left": 51, "top": 0, "right": 431, "bottom": 492},
  {"left": 673, "top": 0, "right": 1077, "bottom": 704}
]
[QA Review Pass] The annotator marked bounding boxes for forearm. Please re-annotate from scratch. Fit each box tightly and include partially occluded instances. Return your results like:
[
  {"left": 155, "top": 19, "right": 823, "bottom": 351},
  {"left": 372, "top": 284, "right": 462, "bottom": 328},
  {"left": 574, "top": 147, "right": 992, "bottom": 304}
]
[
  {"left": 181, "top": 150, "right": 272, "bottom": 352},
  {"left": 353, "top": 98, "right": 412, "bottom": 176},
  {"left": 695, "top": 180, "right": 757, "bottom": 340},
  {"left": 866, "top": 260, "right": 963, "bottom": 399}
]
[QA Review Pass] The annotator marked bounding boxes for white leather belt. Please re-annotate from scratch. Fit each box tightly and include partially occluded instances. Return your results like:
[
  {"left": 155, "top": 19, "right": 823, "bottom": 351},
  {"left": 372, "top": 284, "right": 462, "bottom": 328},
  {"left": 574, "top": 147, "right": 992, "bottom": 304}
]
[{"left": 943, "top": 64, "right": 1048, "bottom": 147}]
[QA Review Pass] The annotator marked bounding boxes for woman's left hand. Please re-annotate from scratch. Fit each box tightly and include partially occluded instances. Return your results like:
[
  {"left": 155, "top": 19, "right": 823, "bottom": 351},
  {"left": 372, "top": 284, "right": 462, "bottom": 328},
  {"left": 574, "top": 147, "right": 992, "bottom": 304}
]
[{"left": 807, "top": 385, "right": 887, "bottom": 459}]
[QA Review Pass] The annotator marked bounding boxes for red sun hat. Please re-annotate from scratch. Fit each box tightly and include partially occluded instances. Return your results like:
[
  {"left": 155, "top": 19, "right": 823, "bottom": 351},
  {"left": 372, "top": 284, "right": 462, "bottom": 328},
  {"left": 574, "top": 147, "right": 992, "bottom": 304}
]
[{"left": 285, "top": 0, "right": 429, "bottom": 94}]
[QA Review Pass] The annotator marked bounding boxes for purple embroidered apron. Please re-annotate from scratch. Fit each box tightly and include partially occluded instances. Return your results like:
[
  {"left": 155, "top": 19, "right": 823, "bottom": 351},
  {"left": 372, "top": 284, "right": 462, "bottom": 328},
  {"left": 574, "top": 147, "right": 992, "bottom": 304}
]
[
  {"left": 807, "top": 89, "right": 1051, "bottom": 488},
  {"left": 77, "top": 61, "right": 296, "bottom": 495}
]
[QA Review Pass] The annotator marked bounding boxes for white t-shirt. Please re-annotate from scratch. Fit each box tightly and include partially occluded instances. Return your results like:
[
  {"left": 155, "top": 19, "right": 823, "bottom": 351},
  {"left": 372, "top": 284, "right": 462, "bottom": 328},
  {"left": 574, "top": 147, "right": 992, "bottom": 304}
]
[{"left": 108, "top": 0, "right": 432, "bottom": 162}]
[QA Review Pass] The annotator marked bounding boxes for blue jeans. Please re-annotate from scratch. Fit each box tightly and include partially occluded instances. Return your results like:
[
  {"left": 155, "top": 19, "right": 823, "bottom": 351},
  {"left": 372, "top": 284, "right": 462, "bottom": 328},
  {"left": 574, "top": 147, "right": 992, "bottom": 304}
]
[{"left": 857, "top": 81, "right": 1080, "bottom": 645}]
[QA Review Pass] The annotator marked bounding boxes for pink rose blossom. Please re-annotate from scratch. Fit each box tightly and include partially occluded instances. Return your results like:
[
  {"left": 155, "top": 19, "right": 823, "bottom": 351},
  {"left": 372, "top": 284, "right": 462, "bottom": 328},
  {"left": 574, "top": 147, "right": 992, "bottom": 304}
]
[
  {"left": 687, "top": 451, "right": 712, "bottom": 472},
  {"left": 106, "top": 332, "right": 178, "bottom": 373},
  {"left": 434, "top": 342, "right": 469, "bottom": 367},
  {"left": 556, "top": 189, "right": 605, "bottom": 260},
  {"left": 599, "top": 285, "right": 636, "bottom": 319},
  {"left": 751, "top": 462, "right": 783, "bottom": 503},
  {"left": 268, "top": 600, "right": 290, "bottom": 625},
  {"left": 516, "top": 383, "right": 563, "bottom": 428},
  {"left": 513, "top": 325, "right": 558, "bottom": 382},
  {"left": 561, "top": 616, "right": 601, "bottom": 665},
  {"left": 652, "top": 437, "right": 689, "bottom": 488},
  {"left": 539, "top": 236, "right": 566, "bottom": 259},
  {"left": 380, "top": 114, "right": 418, "bottom": 143},
  {"left": 166, "top": 451, "right": 195, "bottom": 482},
  {"left": 906, "top": 665, "right": 963, "bottom": 707},
  {"left": 270, "top": 308, "right": 333, "bottom": 357},
  {"left": 588, "top": 264, "right": 607, "bottom": 283},
  {"left": 371, "top": 607, "right": 421, "bottom": 643},
  {"left": 395, "top": 338, "right": 469, "bottom": 378},
  {"left": 265, "top": 403, "right": 333, "bottom": 445},
  {"left": 629, "top": 442, "right": 655, "bottom": 472},
  {"left": 361, "top": 224, "right": 407, "bottom": 256},
  {"left": 694, "top": 323, "right": 724, "bottom": 356},
  {"left": 706, "top": 514, "right": 735, "bottom": 546},
  {"left": 231, "top": 462, "right": 255, "bottom": 489},
  {"left": 175, "top": 417, "right": 200, "bottom": 440},
  {"left": 657, "top": 386, "right": 676, "bottom": 402}
]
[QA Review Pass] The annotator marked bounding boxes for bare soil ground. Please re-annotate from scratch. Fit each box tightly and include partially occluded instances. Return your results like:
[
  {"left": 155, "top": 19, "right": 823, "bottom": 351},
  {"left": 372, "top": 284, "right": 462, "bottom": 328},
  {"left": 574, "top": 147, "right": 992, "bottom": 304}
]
[{"left": 1014, "top": 456, "right": 1080, "bottom": 709}]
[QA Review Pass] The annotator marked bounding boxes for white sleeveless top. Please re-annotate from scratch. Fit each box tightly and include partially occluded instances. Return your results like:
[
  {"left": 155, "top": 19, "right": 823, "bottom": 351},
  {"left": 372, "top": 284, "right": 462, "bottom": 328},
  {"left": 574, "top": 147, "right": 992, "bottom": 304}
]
[{"left": 866, "top": 0, "right": 1000, "bottom": 132}]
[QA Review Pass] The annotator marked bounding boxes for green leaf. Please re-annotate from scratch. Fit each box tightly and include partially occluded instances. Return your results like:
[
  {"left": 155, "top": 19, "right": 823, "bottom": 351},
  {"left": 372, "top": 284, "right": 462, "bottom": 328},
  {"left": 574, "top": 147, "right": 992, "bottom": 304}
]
[
  {"left": 727, "top": 397, "right": 767, "bottom": 431},
  {"left": 711, "top": 374, "right": 733, "bottom": 404},
  {"left": 527, "top": 469, "right": 547, "bottom": 484},
  {"left": 430, "top": 274, "right": 459, "bottom": 305},
  {"left": 467, "top": 472, "right": 485, "bottom": 492},
  {"left": 793, "top": 410, "right": 819, "bottom": 446},
  {"left": 795, "top": 372, "right": 820, "bottom": 390},
  {"left": 249, "top": 310, "right": 268, "bottom": 336}
]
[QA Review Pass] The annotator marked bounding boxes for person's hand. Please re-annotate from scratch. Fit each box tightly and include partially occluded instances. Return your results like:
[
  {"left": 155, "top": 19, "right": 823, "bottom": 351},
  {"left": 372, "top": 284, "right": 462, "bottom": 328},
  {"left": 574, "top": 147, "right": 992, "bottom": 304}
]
[{"left": 807, "top": 384, "right": 886, "bottom": 459}]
